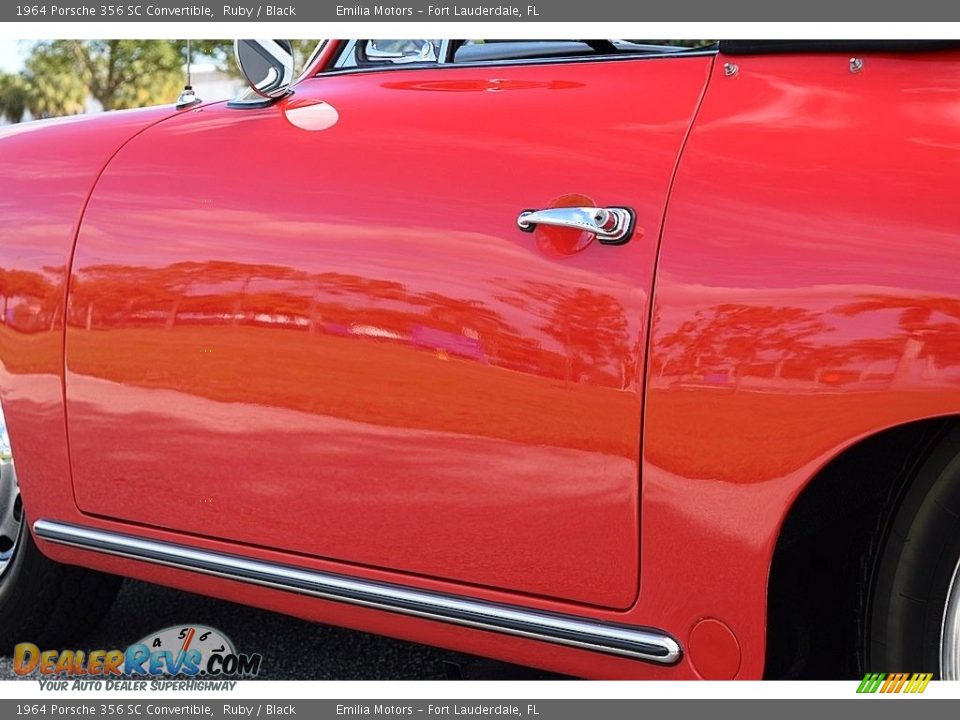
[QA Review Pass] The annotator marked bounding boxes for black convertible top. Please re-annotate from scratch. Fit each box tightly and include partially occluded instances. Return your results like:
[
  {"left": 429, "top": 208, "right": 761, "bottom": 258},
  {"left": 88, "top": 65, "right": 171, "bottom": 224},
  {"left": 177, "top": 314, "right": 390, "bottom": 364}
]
[{"left": 720, "top": 40, "right": 960, "bottom": 55}]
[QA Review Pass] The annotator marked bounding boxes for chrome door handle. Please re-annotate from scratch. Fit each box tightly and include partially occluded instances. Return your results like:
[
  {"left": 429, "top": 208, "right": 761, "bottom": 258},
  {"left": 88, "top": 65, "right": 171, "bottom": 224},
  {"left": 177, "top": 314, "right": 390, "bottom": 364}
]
[{"left": 517, "top": 206, "right": 636, "bottom": 245}]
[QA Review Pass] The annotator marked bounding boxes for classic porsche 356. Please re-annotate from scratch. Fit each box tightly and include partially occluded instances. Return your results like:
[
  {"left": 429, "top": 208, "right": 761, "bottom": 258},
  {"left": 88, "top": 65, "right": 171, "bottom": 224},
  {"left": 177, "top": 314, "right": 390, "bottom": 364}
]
[{"left": 1, "top": 39, "right": 959, "bottom": 680}]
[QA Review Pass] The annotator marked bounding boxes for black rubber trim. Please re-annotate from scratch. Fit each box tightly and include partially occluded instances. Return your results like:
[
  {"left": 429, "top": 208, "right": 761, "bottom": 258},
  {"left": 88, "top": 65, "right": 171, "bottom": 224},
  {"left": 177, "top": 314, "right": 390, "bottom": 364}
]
[
  {"left": 226, "top": 97, "right": 279, "bottom": 109},
  {"left": 720, "top": 40, "right": 960, "bottom": 56}
]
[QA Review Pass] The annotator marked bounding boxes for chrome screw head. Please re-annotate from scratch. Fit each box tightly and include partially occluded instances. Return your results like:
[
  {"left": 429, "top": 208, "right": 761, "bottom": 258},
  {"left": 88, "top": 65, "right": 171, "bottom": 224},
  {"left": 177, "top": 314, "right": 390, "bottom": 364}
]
[
  {"left": 723, "top": 62, "right": 739, "bottom": 77},
  {"left": 849, "top": 57, "right": 864, "bottom": 73}
]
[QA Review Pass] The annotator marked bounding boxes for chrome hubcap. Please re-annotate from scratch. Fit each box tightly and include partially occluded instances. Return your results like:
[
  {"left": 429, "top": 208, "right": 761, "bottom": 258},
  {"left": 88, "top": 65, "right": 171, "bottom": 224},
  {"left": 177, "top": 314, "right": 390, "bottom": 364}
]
[
  {"left": 940, "top": 556, "right": 960, "bottom": 679},
  {"left": 0, "top": 402, "right": 21, "bottom": 578}
]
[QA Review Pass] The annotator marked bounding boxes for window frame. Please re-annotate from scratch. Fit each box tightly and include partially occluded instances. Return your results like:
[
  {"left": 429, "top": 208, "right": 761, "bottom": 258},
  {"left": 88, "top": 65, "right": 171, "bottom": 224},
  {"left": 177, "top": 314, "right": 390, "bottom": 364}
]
[{"left": 318, "top": 39, "right": 718, "bottom": 77}]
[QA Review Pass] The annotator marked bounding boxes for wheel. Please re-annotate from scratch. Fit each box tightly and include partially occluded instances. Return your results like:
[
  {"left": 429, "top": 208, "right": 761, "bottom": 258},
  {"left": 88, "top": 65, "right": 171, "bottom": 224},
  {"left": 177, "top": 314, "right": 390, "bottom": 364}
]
[
  {"left": 0, "top": 410, "right": 122, "bottom": 649},
  {"left": 865, "top": 424, "right": 960, "bottom": 677}
]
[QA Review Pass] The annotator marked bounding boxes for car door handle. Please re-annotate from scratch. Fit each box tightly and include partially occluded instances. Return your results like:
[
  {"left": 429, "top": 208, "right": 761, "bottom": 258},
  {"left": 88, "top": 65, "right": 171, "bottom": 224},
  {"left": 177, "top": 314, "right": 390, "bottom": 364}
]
[{"left": 517, "top": 206, "right": 636, "bottom": 245}]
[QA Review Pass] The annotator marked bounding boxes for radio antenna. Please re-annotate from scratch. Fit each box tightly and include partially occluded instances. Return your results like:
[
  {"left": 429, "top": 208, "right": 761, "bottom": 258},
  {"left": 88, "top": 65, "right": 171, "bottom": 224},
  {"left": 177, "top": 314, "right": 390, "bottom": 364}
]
[{"left": 176, "top": 39, "right": 201, "bottom": 109}]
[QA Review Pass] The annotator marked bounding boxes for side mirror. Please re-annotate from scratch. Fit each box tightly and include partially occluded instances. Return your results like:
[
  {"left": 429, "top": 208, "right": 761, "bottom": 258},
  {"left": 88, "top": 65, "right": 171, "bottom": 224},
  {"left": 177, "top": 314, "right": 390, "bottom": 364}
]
[{"left": 235, "top": 39, "right": 295, "bottom": 99}]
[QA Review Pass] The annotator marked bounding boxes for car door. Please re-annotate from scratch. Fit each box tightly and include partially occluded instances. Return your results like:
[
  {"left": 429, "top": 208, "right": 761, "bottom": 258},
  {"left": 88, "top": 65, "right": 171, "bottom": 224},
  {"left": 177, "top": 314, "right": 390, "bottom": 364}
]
[{"left": 64, "top": 41, "right": 712, "bottom": 609}]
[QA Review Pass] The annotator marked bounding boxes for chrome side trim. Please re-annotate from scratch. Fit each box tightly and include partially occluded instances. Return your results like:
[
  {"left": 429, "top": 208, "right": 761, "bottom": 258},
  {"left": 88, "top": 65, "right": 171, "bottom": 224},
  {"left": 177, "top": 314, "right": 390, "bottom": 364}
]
[{"left": 34, "top": 519, "right": 680, "bottom": 665}]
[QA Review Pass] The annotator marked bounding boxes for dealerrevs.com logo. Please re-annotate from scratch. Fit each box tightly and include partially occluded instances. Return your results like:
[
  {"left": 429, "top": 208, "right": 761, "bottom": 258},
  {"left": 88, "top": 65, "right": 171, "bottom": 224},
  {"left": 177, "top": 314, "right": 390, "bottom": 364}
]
[{"left": 14, "top": 625, "right": 262, "bottom": 690}]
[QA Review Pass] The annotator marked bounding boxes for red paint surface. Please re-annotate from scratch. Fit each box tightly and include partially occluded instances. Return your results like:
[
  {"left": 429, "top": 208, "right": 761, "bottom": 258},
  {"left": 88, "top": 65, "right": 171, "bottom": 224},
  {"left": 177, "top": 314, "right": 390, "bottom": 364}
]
[
  {"left": 688, "top": 619, "right": 741, "bottom": 680},
  {"left": 1, "top": 48, "right": 959, "bottom": 679},
  {"left": 640, "top": 50, "right": 960, "bottom": 678},
  {"left": 0, "top": 106, "right": 177, "bottom": 536},
  {"left": 64, "top": 56, "right": 712, "bottom": 609}
]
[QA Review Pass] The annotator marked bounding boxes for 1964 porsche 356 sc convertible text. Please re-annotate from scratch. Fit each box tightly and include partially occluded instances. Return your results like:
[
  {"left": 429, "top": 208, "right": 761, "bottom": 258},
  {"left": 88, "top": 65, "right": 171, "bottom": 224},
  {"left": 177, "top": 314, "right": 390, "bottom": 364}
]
[{"left": 1, "top": 38, "right": 960, "bottom": 679}]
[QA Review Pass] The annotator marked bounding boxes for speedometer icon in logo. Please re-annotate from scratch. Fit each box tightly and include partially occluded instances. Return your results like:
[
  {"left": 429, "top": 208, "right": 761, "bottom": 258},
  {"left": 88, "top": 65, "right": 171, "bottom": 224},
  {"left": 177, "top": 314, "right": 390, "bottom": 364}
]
[
  {"left": 132, "top": 625, "right": 238, "bottom": 676},
  {"left": 142, "top": 624, "right": 235, "bottom": 658}
]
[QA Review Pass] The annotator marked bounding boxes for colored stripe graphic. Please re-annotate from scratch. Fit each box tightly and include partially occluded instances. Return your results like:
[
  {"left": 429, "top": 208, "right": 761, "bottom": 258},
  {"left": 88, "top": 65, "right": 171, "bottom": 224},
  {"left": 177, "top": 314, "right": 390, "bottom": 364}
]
[
  {"left": 857, "top": 673, "right": 885, "bottom": 693},
  {"left": 857, "top": 672, "right": 932, "bottom": 693}
]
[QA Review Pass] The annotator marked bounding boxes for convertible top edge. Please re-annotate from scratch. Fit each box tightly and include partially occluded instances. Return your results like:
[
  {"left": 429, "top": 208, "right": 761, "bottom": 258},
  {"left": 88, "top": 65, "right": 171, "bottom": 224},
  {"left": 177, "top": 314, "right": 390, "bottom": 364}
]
[{"left": 720, "top": 39, "right": 960, "bottom": 55}]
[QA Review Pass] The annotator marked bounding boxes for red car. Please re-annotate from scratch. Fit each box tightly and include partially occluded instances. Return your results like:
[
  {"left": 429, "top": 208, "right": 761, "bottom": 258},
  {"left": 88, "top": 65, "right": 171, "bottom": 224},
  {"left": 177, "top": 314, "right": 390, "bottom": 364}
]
[{"left": 2, "top": 38, "right": 960, "bottom": 680}]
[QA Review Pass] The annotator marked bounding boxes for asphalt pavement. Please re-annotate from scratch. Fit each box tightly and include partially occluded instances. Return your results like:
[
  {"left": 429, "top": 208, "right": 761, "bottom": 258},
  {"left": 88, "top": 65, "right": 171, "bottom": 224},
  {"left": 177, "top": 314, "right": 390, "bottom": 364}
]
[{"left": 0, "top": 579, "right": 560, "bottom": 680}]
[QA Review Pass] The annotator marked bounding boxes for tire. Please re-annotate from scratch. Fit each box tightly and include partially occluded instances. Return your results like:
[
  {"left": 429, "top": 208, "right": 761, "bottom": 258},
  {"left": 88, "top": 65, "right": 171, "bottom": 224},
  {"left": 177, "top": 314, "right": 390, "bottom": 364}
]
[
  {"left": 0, "top": 519, "right": 122, "bottom": 650},
  {"left": 865, "top": 424, "right": 960, "bottom": 676}
]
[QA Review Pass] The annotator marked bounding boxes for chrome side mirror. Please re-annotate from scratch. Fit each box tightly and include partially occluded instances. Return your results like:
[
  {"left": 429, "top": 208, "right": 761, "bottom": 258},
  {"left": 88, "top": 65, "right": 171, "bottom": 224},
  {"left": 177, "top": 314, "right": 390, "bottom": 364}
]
[
  {"left": 235, "top": 39, "right": 295, "bottom": 99},
  {"left": 361, "top": 40, "right": 438, "bottom": 64}
]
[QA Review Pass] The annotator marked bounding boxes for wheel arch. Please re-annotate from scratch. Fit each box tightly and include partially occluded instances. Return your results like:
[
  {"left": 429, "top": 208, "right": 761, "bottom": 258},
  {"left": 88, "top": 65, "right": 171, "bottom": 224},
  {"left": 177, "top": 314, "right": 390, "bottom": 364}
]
[{"left": 765, "top": 413, "right": 960, "bottom": 678}]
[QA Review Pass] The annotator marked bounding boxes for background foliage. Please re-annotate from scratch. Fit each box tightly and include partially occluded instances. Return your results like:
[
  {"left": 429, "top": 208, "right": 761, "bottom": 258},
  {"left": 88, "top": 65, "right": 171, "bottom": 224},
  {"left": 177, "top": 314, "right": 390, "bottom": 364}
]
[
  {"left": 0, "top": 40, "right": 320, "bottom": 122},
  {"left": 0, "top": 40, "right": 709, "bottom": 123}
]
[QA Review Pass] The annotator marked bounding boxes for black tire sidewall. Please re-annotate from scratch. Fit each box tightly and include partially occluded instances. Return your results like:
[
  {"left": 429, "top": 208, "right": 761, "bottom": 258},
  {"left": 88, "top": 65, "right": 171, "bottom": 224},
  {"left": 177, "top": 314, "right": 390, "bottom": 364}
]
[
  {"left": 0, "top": 520, "right": 46, "bottom": 643},
  {"left": 0, "top": 518, "right": 29, "bottom": 605},
  {"left": 868, "top": 425, "right": 960, "bottom": 675}
]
